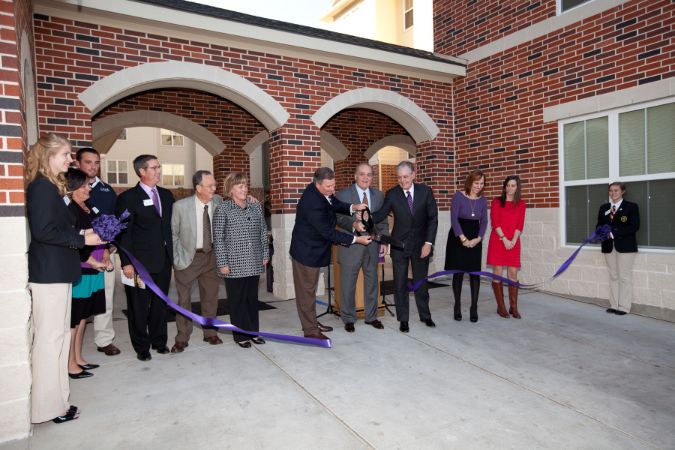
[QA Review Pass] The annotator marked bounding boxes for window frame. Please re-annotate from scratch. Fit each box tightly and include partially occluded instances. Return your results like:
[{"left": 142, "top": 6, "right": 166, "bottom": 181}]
[
  {"left": 403, "top": 0, "right": 413, "bottom": 31},
  {"left": 558, "top": 96, "right": 675, "bottom": 252},
  {"left": 557, "top": 0, "right": 594, "bottom": 15},
  {"left": 161, "top": 163, "right": 185, "bottom": 188},
  {"left": 160, "top": 128, "right": 184, "bottom": 147},
  {"left": 105, "top": 159, "right": 129, "bottom": 186}
]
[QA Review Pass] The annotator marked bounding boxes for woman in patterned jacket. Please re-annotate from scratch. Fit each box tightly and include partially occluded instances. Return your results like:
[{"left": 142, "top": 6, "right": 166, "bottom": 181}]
[{"left": 213, "top": 173, "right": 269, "bottom": 348}]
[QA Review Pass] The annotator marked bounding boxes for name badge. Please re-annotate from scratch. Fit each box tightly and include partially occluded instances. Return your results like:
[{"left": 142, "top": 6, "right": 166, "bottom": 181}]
[
  {"left": 63, "top": 195, "right": 71, "bottom": 206},
  {"left": 143, "top": 199, "right": 154, "bottom": 207},
  {"left": 92, "top": 206, "right": 100, "bottom": 215}
]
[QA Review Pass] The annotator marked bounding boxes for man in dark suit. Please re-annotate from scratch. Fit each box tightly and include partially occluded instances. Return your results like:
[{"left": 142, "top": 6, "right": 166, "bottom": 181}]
[
  {"left": 335, "top": 163, "right": 389, "bottom": 332},
  {"left": 597, "top": 182, "right": 639, "bottom": 316},
  {"left": 290, "top": 167, "right": 371, "bottom": 340},
  {"left": 372, "top": 161, "right": 438, "bottom": 332},
  {"left": 116, "top": 154, "right": 175, "bottom": 361}
]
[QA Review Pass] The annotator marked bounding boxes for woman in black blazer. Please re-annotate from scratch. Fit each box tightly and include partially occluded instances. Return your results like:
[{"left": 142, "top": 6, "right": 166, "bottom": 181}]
[
  {"left": 26, "top": 134, "right": 103, "bottom": 424},
  {"left": 596, "top": 182, "right": 640, "bottom": 315}
]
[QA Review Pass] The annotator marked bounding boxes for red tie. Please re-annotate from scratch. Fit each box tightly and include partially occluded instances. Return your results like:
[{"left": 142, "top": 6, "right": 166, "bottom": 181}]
[{"left": 610, "top": 205, "right": 616, "bottom": 221}]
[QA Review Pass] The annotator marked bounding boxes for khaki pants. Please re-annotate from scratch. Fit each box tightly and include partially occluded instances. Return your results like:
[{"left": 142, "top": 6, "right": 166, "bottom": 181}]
[
  {"left": 291, "top": 258, "right": 321, "bottom": 335},
  {"left": 94, "top": 256, "right": 116, "bottom": 347},
  {"left": 605, "top": 251, "right": 636, "bottom": 313},
  {"left": 29, "top": 282, "right": 72, "bottom": 423}
]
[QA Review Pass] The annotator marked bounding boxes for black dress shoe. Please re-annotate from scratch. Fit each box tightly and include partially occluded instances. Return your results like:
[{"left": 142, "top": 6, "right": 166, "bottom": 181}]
[
  {"left": 399, "top": 321, "right": 409, "bottom": 333},
  {"left": 53, "top": 407, "right": 79, "bottom": 424},
  {"left": 68, "top": 370, "right": 93, "bottom": 379},
  {"left": 614, "top": 310, "right": 627, "bottom": 315},
  {"left": 251, "top": 337, "right": 266, "bottom": 345},
  {"left": 317, "top": 322, "right": 333, "bottom": 332},
  {"left": 422, "top": 318, "right": 436, "bottom": 328},
  {"left": 137, "top": 351, "right": 152, "bottom": 361},
  {"left": 154, "top": 346, "right": 170, "bottom": 354},
  {"left": 606, "top": 308, "right": 617, "bottom": 313},
  {"left": 237, "top": 341, "right": 252, "bottom": 348},
  {"left": 344, "top": 323, "right": 355, "bottom": 332},
  {"left": 365, "top": 319, "right": 384, "bottom": 329},
  {"left": 454, "top": 313, "right": 462, "bottom": 321},
  {"left": 77, "top": 363, "right": 99, "bottom": 370}
]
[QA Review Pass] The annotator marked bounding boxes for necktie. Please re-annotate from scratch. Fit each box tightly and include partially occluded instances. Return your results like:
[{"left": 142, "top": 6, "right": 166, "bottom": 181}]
[
  {"left": 203, "top": 204, "right": 212, "bottom": 253},
  {"left": 362, "top": 191, "right": 368, "bottom": 207},
  {"left": 610, "top": 205, "right": 616, "bottom": 221},
  {"left": 151, "top": 188, "right": 161, "bottom": 216},
  {"left": 406, "top": 190, "right": 413, "bottom": 213}
]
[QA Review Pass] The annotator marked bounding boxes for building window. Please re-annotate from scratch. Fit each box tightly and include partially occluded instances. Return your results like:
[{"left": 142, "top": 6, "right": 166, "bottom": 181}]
[
  {"left": 160, "top": 129, "right": 184, "bottom": 146},
  {"left": 162, "top": 164, "right": 185, "bottom": 187},
  {"left": 561, "top": 99, "right": 675, "bottom": 248},
  {"left": 117, "top": 128, "right": 127, "bottom": 140},
  {"left": 404, "top": 0, "right": 413, "bottom": 30},
  {"left": 106, "top": 160, "right": 128, "bottom": 185},
  {"left": 559, "top": 0, "right": 593, "bottom": 13}
]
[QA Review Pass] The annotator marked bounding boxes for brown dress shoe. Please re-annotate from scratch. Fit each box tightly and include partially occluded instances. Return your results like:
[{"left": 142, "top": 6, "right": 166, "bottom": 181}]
[
  {"left": 203, "top": 335, "right": 224, "bottom": 345},
  {"left": 304, "top": 331, "right": 330, "bottom": 340},
  {"left": 317, "top": 321, "right": 333, "bottom": 332},
  {"left": 96, "top": 344, "right": 121, "bottom": 356},
  {"left": 171, "top": 342, "right": 188, "bottom": 353},
  {"left": 365, "top": 319, "right": 384, "bottom": 329}
]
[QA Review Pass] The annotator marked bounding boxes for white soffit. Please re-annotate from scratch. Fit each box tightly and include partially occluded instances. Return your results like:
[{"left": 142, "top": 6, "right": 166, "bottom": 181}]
[{"left": 36, "top": 0, "right": 465, "bottom": 83}]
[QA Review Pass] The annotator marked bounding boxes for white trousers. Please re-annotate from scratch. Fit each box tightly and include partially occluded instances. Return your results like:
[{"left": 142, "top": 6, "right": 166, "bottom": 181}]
[
  {"left": 29, "top": 282, "right": 72, "bottom": 423},
  {"left": 94, "top": 256, "right": 116, "bottom": 347},
  {"left": 604, "top": 251, "right": 636, "bottom": 313}
]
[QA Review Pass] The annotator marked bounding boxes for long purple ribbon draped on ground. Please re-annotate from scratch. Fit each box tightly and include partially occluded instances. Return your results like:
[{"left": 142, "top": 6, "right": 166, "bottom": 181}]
[{"left": 407, "top": 225, "right": 612, "bottom": 292}]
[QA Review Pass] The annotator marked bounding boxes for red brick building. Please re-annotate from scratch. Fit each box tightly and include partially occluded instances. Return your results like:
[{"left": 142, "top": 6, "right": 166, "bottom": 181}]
[{"left": 0, "top": 0, "right": 672, "bottom": 440}]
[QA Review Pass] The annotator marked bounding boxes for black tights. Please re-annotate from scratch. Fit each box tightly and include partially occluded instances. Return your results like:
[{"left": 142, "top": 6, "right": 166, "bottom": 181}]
[{"left": 452, "top": 273, "right": 481, "bottom": 319}]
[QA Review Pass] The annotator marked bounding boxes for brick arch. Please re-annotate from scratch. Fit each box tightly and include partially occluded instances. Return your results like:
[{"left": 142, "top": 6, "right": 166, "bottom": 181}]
[
  {"left": 79, "top": 61, "right": 289, "bottom": 131},
  {"left": 92, "top": 110, "right": 225, "bottom": 155},
  {"left": 365, "top": 134, "right": 416, "bottom": 159},
  {"left": 312, "top": 88, "right": 439, "bottom": 143}
]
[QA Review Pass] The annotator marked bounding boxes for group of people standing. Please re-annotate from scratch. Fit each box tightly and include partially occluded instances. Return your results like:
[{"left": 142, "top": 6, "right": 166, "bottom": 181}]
[{"left": 24, "top": 132, "right": 640, "bottom": 426}]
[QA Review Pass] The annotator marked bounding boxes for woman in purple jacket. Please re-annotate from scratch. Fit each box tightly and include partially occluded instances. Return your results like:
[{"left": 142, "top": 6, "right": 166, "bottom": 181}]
[{"left": 444, "top": 170, "right": 488, "bottom": 323}]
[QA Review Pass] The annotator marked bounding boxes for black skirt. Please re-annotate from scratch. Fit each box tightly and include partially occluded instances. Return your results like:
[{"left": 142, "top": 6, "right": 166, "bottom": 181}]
[{"left": 444, "top": 218, "right": 482, "bottom": 272}]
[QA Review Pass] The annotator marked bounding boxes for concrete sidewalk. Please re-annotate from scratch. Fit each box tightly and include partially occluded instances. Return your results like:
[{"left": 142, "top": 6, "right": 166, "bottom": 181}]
[{"left": 3, "top": 278, "right": 674, "bottom": 449}]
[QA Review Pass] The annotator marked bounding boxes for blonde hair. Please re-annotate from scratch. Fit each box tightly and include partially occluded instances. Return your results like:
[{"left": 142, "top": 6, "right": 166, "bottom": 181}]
[
  {"left": 223, "top": 172, "right": 248, "bottom": 198},
  {"left": 25, "top": 133, "right": 72, "bottom": 196}
]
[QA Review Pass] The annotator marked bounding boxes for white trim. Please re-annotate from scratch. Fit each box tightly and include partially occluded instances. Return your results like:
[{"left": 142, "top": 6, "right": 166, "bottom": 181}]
[
  {"left": 243, "top": 131, "right": 270, "bottom": 156},
  {"left": 365, "top": 135, "right": 416, "bottom": 159},
  {"left": 461, "top": 0, "right": 627, "bottom": 63},
  {"left": 79, "top": 61, "right": 289, "bottom": 131},
  {"left": 312, "top": 88, "right": 439, "bottom": 143},
  {"left": 320, "top": 131, "right": 349, "bottom": 162},
  {"left": 92, "top": 110, "right": 225, "bottom": 156},
  {"left": 38, "top": 0, "right": 465, "bottom": 82}
]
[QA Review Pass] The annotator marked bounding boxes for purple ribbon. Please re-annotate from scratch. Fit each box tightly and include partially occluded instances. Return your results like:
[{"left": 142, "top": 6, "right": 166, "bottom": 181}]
[{"left": 408, "top": 224, "right": 612, "bottom": 292}]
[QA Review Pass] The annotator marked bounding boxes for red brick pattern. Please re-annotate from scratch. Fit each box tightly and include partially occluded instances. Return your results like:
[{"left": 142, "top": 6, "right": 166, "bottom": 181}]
[
  {"left": 0, "top": 0, "right": 31, "bottom": 215},
  {"left": 437, "top": 0, "right": 675, "bottom": 207},
  {"left": 31, "top": 14, "right": 455, "bottom": 212}
]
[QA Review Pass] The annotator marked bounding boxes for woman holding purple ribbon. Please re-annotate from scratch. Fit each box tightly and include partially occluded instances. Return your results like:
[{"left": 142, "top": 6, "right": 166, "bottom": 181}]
[
  {"left": 444, "top": 170, "right": 488, "bottom": 323},
  {"left": 486, "top": 176, "right": 526, "bottom": 319},
  {"left": 65, "top": 168, "right": 110, "bottom": 378},
  {"left": 213, "top": 173, "right": 269, "bottom": 348},
  {"left": 26, "top": 134, "right": 104, "bottom": 425}
]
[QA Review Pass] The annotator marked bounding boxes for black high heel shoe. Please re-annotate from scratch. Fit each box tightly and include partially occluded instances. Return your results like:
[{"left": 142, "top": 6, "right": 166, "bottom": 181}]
[
  {"left": 251, "top": 337, "right": 266, "bottom": 345},
  {"left": 68, "top": 370, "right": 93, "bottom": 379},
  {"left": 53, "top": 406, "right": 79, "bottom": 424},
  {"left": 237, "top": 341, "right": 252, "bottom": 348},
  {"left": 78, "top": 363, "right": 99, "bottom": 370}
]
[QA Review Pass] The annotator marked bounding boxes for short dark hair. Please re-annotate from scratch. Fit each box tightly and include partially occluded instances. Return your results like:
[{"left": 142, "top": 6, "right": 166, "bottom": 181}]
[
  {"left": 66, "top": 167, "right": 88, "bottom": 193},
  {"left": 463, "top": 169, "right": 486, "bottom": 195},
  {"left": 192, "top": 170, "right": 212, "bottom": 189},
  {"left": 133, "top": 154, "right": 158, "bottom": 177},
  {"left": 608, "top": 181, "right": 626, "bottom": 192},
  {"left": 313, "top": 167, "right": 335, "bottom": 184},
  {"left": 76, "top": 147, "right": 99, "bottom": 162}
]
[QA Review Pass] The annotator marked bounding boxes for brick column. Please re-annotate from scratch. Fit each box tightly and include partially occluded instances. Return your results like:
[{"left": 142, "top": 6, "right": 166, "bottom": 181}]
[{"left": 267, "top": 124, "right": 321, "bottom": 299}]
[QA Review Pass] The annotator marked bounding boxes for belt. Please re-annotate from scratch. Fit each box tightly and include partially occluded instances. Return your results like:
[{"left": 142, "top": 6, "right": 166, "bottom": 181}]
[{"left": 195, "top": 249, "right": 205, "bottom": 254}]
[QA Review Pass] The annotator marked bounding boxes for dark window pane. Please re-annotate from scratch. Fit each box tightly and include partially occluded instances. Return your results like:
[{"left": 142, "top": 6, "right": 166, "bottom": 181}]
[
  {"left": 589, "top": 184, "right": 608, "bottom": 229},
  {"left": 561, "top": 0, "right": 592, "bottom": 12},
  {"left": 119, "top": 174, "right": 128, "bottom": 185},
  {"left": 648, "top": 179, "right": 675, "bottom": 247},
  {"left": 623, "top": 181, "right": 648, "bottom": 247},
  {"left": 566, "top": 186, "right": 588, "bottom": 243}
]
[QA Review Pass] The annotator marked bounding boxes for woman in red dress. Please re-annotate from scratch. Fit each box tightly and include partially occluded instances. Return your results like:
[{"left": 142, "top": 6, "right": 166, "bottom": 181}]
[{"left": 487, "top": 176, "right": 526, "bottom": 318}]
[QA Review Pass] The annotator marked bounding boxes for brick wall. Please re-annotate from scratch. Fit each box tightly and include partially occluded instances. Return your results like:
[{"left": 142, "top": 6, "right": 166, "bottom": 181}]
[
  {"left": 32, "top": 13, "right": 455, "bottom": 212},
  {"left": 373, "top": 163, "right": 399, "bottom": 193},
  {"left": 324, "top": 108, "right": 409, "bottom": 190},
  {"left": 436, "top": 0, "right": 675, "bottom": 207}
]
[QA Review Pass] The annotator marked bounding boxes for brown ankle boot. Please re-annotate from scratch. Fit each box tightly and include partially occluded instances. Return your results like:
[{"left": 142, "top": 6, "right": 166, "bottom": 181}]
[
  {"left": 508, "top": 284, "right": 521, "bottom": 319},
  {"left": 492, "top": 281, "right": 509, "bottom": 318}
]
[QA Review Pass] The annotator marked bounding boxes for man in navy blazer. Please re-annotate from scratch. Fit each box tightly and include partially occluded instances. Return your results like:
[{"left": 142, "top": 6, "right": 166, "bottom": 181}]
[
  {"left": 290, "top": 167, "right": 371, "bottom": 340},
  {"left": 596, "top": 182, "right": 639, "bottom": 315},
  {"left": 372, "top": 161, "right": 438, "bottom": 332},
  {"left": 116, "top": 154, "right": 174, "bottom": 361}
]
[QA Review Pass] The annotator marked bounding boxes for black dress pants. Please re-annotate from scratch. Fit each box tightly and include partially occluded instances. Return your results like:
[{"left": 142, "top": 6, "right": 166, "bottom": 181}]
[
  {"left": 225, "top": 275, "right": 260, "bottom": 342},
  {"left": 391, "top": 251, "right": 431, "bottom": 322}
]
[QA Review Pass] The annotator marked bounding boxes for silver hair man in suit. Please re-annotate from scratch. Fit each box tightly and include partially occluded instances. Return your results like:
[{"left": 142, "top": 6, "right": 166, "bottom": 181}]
[
  {"left": 170, "top": 170, "right": 224, "bottom": 353},
  {"left": 335, "top": 163, "right": 389, "bottom": 332}
]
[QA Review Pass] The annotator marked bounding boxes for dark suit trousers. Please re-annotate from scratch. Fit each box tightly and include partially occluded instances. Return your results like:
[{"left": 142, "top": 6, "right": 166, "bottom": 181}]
[
  {"left": 391, "top": 252, "right": 431, "bottom": 322},
  {"left": 174, "top": 251, "right": 219, "bottom": 343},
  {"left": 224, "top": 276, "right": 260, "bottom": 343},
  {"left": 291, "top": 257, "right": 320, "bottom": 334},
  {"left": 125, "top": 257, "right": 172, "bottom": 353}
]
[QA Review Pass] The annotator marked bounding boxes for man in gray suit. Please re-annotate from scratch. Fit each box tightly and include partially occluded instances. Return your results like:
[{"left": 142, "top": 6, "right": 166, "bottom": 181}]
[
  {"left": 336, "top": 163, "right": 389, "bottom": 332},
  {"left": 170, "top": 170, "right": 223, "bottom": 353}
]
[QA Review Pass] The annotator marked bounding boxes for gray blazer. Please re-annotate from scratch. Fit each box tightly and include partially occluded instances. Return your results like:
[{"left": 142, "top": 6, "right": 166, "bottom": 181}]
[
  {"left": 335, "top": 184, "right": 388, "bottom": 266},
  {"left": 171, "top": 194, "right": 224, "bottom": 271}
]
